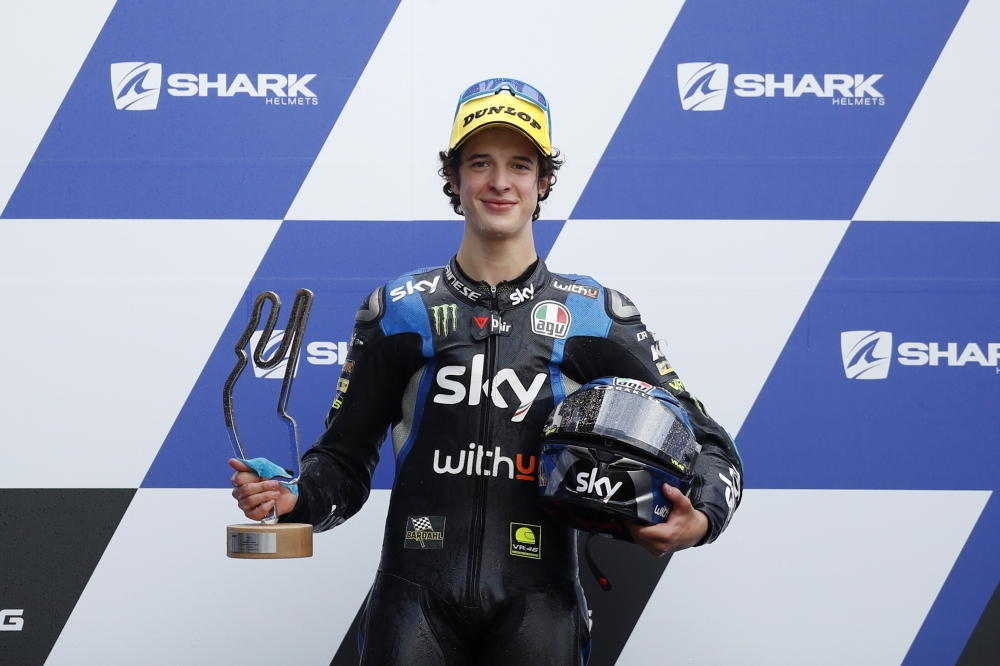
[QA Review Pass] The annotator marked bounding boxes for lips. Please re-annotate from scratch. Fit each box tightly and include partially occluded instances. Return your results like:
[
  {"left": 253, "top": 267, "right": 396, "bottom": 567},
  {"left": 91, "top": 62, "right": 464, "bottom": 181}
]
[{"left": 482, "top": 198, "right": 517, "bottom": 212}]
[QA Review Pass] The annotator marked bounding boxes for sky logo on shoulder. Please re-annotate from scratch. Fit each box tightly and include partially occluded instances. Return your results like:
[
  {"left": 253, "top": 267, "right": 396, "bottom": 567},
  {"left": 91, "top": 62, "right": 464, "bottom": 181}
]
[
  {"left": 510, "top": 523, "right": 541, "bottom": 559},
  {"left": 841, "top": 330, "right": 893, "bottom": 379},
  {"left": 111, "top": 62, "right": 162, "bottom": 110},
  {"left": 677, "top": 62, "right": 729, "bottom": 111}
]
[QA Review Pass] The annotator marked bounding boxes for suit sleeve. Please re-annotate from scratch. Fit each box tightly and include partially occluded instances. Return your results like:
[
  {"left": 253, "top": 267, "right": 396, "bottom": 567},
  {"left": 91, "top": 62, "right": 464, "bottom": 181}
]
[
  {"left": 560, "top": 288, "right": 743, "bottom": 545},
  {"left": 281, "top": 287, "right": 425, "bottom": 531}
]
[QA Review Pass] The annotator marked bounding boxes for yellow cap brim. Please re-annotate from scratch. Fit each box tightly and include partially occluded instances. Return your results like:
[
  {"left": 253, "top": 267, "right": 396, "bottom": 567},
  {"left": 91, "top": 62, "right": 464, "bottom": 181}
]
[{"left": 449, "top": 93, "right": 551, "bottom": 156}]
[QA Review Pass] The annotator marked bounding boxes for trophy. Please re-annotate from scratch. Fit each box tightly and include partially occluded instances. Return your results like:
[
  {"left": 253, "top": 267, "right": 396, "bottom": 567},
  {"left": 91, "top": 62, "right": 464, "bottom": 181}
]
[{"left": 223, "top": 288, "right": 314, "bottom": 559}]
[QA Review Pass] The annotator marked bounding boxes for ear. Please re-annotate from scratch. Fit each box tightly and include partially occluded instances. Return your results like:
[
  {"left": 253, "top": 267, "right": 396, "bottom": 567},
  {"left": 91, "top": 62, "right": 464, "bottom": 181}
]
[{"left": 538, "top": 174, "right": 551, "bottom": 198}]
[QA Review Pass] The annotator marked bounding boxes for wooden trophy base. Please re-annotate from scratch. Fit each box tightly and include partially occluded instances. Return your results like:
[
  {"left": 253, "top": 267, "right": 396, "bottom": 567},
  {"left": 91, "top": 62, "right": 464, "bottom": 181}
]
[{"left": 227, "top": 522, "right": 313, "bottom": 559}]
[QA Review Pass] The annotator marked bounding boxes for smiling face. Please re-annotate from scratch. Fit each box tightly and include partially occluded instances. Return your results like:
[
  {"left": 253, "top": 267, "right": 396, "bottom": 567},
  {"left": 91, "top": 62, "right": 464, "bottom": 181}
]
[{"left": 449, "top": 126, "right": 548, "bottom": 243}]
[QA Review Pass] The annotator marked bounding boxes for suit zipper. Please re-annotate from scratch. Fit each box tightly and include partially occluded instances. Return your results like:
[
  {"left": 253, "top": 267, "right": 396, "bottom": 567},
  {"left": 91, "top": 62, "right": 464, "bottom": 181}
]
[{"left": 466, "top": 290, "right": 498, "bottom": 606}]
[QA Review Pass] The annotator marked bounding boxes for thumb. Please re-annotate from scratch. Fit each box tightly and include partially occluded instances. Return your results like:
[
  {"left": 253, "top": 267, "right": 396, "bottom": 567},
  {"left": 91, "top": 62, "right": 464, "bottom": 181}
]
[
  {"left": 663, "top": 483, "right": 693, "bottom": 512},
  {"left": 229, "top": 458, "right": 252, "bottom": 473}
]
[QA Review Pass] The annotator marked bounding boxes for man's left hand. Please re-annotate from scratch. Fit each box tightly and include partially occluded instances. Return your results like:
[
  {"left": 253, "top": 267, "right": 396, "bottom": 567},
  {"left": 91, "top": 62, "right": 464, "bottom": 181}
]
[{"left": 627, "top": 483, "right": 709, "bottom": 557}]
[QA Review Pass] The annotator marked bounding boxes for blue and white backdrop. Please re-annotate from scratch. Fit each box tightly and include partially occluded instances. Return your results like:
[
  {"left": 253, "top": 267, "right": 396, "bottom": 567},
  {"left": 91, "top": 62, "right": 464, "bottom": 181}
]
[{"left": 1, "top": 1, "right": 998, "bottom": 664}]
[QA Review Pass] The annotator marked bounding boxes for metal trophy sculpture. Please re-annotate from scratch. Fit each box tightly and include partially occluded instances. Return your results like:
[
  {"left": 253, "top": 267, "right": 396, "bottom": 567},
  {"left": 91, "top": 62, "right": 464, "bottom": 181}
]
[{"left": 223, "top": 289, "right": 314, "bottom": 559}]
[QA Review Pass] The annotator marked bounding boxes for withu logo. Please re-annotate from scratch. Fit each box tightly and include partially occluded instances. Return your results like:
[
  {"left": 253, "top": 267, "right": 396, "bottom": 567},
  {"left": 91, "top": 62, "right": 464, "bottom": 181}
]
[
  {"left": 841, "top": 331, "right": 893, "bottom": 380},
  {"left": 677, "top": 62, "right": 729, "bottom": 111},
  {"left": 111, "top": 62, "right": 162, "bottom": 110}
]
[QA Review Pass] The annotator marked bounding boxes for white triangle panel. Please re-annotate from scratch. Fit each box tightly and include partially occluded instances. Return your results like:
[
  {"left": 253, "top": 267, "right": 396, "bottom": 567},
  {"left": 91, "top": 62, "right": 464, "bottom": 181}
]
[
  {"left": 46, "top": 488, "right": 389, "bottom": 665},
  {"left": 0, "top": 219, "right": 281, "bottom": 488},
  {"left": 620, "top": 489, "right": 990, "bottom": 665},
  {"left": 0, "top": 0, "right": 118, "bottom": 215},
  {"left": 285, "top": 0, "right": 685, "bottom": 221},
  {"left": 854, "top": 0, "right": 1000, "bottom": 222},
  {"left": 545, "top": 219, "right": 850, "bottom": 437}
]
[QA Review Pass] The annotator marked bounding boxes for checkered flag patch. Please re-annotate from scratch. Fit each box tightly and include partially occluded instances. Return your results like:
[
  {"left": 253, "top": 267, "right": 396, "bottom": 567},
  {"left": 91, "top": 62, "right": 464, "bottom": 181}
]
[{"left": 411, "top": 517, "right": 432, "bottom": 531}]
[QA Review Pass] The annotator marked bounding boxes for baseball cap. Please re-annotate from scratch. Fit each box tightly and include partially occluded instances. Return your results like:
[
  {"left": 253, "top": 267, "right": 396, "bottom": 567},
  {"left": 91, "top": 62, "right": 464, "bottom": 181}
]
[{"left": 449, "top": 78, "right": 552, "bottom": 156}]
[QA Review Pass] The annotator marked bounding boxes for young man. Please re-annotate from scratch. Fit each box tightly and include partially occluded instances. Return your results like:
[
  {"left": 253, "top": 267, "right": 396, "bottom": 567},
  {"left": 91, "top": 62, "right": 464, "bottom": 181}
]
[{"left": 231, "top": 78, "right": 742, "bottom": 665}]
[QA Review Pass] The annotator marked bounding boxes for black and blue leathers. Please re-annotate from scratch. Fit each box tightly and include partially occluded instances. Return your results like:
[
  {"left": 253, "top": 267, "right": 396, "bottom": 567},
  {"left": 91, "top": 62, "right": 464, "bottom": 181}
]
[{"left": 282, "top": 257, "right": 743, "bottom": 665}]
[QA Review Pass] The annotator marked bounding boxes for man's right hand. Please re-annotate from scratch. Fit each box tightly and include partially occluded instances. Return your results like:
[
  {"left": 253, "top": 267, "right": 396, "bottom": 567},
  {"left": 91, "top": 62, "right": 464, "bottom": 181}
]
[{"left": 229, "top": 458, "right": 299, "bottom": 521}]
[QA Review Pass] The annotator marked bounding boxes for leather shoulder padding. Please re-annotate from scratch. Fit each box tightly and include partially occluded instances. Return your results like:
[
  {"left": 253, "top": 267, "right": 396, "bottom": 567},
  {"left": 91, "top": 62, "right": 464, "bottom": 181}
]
[
  {"left": 605, "top": 287, "right": 640, "bottom": 322},
  {"left": 355, "top": 286, "right": 384, "bottom": 324}
]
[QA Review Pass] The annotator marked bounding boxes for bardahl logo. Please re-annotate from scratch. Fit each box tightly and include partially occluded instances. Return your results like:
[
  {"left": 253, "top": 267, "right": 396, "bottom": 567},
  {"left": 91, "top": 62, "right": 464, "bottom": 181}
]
[
  {"left": 462, "top": 106, "right": 543, "bottom": 131},
  {"left": 510, "top": 523, "right": 541, "bottom": 559},
  {"left": 551, "top": 278, "right": 599, "bottom": 299},
  {"left": 404, "top": 515, "right": 445, "bottom": 549}
]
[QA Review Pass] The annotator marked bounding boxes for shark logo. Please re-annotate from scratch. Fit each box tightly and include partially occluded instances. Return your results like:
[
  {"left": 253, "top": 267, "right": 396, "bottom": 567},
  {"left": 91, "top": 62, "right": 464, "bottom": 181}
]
[
  {"left": 677, "top": 62, "right": 729, "bottom": 111},
  {"left": 841, "top": 331, "right": 893, "bottom": 380},
  {"left": 110, "top": 62, "right": 162, "bottom": 111}
]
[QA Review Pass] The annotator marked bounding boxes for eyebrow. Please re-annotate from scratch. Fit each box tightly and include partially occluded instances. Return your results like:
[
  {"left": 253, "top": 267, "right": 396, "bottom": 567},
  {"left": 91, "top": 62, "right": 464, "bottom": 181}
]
[{"left": 464, "top": 152, "right": 537, "bottom": 165}]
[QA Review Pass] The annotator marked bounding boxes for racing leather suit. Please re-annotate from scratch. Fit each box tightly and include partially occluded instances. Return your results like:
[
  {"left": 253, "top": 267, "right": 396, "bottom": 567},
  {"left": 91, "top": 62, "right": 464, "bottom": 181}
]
[{"left": 282, "top": 257, "right": 743, "bottom": 665}]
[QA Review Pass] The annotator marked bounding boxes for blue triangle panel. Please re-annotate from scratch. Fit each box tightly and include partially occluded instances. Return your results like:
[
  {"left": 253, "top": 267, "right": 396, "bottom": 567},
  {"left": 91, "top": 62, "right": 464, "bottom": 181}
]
[
  {"left": 2, "top": 0, "right": 400, "bottom": 219},
  {"left": 902, "top": 496, "right": 1000, "bottom": 666},
  {"left": 739, "top": 221, "right": 1000, "bottom": 491},
  {"left": 571, "top": 0, "right": 968, "bottom": 220},
  {"left": 738, "top": 220, "right": 1000, "bottom": 666},
  {"left": 142, "top": 219, "right": 564, "bottom": 489}
]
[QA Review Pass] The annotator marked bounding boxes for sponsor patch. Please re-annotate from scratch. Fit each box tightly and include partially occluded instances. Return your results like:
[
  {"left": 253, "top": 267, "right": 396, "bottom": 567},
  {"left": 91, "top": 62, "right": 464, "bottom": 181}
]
[
  {"left": 531, "top": 301, "right": 571, "bottom": 339},
  {"left": 656, "top": 360, "right": 673, "bottom": 376},
  {"left": 404, "top": 515, "right": 446, "bottom": 549},
  {"left": 471, "top": 307, "right": 511, "bottom": 340},
  {"left": 551, "top": 278, "right": 599, "bottom": 299},
  {"left": 430, "top": 304, "right": 458, "bottom": 336},
  {"left": 510, "top": 522, "right": 541, "bottom": 559}
]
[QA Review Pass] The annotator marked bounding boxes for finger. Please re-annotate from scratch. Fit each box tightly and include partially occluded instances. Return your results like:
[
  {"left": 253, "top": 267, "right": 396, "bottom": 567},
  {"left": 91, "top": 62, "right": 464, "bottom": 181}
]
[
  {"left": 247, "top": 500, "right": 276, "bottom": 522},
  {"left": 238, "top": 490, "right": 281, "bottom": 515},
  {"left": 663, "top": 483, "right": 694, "bottom": 513},
  {"left": 234, "top": 479, "right": 281, "bottom": 501}
]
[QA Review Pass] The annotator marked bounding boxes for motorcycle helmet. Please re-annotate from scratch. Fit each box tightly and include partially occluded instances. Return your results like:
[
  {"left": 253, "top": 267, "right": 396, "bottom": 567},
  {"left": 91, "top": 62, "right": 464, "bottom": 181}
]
[{"left": 538, "top": 377, "right": 701, "bottom": 537}]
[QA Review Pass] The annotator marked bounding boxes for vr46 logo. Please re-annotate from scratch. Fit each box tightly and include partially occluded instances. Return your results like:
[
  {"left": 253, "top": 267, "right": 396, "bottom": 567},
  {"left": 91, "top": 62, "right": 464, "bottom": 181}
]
[{"left": 433, "top": 354, "right": 546, "bottom": 422}]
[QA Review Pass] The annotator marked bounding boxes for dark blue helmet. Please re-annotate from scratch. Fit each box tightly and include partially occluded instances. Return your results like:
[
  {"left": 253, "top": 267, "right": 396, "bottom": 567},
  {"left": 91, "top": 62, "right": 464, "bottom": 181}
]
[{"left": 538, "top": 377, "right": 701, "bottom": 537}]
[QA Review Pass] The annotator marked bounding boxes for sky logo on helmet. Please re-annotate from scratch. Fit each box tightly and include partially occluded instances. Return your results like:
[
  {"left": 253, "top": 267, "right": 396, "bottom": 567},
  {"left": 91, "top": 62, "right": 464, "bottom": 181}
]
[
  {"left": 111, "top": 62, "right": 162, "bottom": 110},
  {"left": 841, "top": 330, "right": 893, "bottom": 379},
  {"left": 531, "top": 301, "right": 571, "bottom": 339},
  {"left": 677, "top": 62, "right": 729, "bottom": 111}
]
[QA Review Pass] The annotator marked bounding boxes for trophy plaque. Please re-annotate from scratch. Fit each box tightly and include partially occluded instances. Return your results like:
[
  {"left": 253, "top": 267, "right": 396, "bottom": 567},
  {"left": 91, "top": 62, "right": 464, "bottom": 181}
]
[{"left": 223, "top": 288, "right": 314, "bottom": 559}]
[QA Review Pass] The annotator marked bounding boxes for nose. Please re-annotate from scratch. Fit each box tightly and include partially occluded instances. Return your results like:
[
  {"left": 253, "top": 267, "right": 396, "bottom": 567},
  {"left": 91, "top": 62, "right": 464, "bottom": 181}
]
[{"left": 489, "top": 166, "right": 511, "bottom": 192}]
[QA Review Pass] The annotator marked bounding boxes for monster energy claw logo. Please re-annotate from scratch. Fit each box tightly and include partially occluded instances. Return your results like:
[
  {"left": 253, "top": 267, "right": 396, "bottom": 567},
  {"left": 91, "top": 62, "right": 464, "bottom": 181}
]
[{"left": 431, "top": 304, "right": 458, "bottom": 336}]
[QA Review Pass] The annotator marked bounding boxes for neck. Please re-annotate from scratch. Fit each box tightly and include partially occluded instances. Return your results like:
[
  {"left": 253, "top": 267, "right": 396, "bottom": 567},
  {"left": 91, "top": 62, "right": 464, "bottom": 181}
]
[{"left": 455, "top": 222, "right": 538, "bottom": 285}]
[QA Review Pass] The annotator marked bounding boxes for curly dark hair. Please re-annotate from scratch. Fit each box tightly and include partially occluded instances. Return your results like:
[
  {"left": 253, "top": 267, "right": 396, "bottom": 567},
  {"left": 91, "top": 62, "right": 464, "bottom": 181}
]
[{"left": 438, "top": 143, "right": 564, "bottom": 222}]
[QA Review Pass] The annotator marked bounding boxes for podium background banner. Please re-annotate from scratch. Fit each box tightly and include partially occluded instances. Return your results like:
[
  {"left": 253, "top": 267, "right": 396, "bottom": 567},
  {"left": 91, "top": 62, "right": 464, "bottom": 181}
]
[{"left": 1, "top": 1, "right": 998, "bottom": 665}]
